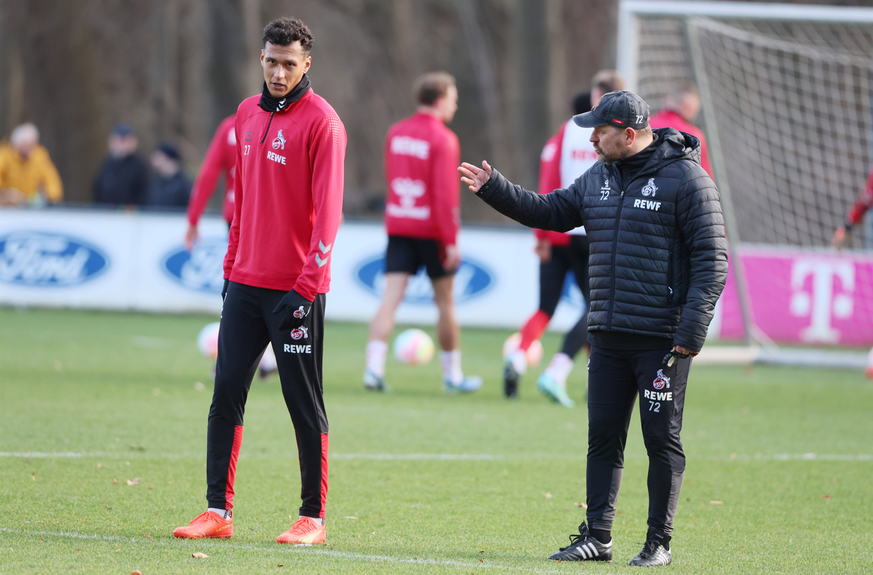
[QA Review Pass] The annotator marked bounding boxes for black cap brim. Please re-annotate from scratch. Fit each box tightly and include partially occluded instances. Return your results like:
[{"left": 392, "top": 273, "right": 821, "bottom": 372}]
[{"left": 572, "top": 111, "right": 608, "bottom": 128}]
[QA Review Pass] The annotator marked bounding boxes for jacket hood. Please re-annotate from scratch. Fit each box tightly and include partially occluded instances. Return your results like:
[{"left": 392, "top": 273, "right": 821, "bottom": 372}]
[{"left": 647, "top": 127, "right": 702, "bottom": 171}]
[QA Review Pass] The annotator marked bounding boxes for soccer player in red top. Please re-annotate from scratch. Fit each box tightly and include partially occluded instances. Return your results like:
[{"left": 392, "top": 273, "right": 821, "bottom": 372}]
[
  {"left": 184, "top": 114, "right": 237, "bottom": 250},
  {"left": 505, "top": 71, "right": 624, "bottom": 407},
  {"left": 184, "top": 115, "right": 279, "bottom": 379},
  {"left": 173, "top": 17, "right": 346, "bottom": 546},
  {"left": 363, "top": 72, "right": 481, "bottom": 393},
  {"left": 647, "top": 83, "right": 713, "bottom": 178},
  {"left": 833, "top": 166, "right": 873, "bottom": 249}
]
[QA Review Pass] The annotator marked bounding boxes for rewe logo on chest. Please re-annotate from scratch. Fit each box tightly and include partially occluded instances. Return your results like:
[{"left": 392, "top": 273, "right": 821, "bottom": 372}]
[
  {"left": 633, "top": 198, "right": 661, "bottom": 211},
  {"left": 267, "top": 150, "right": 286, "bottom": 165}
]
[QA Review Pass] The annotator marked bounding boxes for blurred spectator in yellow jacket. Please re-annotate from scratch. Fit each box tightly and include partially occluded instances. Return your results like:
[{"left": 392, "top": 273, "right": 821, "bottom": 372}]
[{"left": 0, "top": 123, "right": 63, "bottom": 206}]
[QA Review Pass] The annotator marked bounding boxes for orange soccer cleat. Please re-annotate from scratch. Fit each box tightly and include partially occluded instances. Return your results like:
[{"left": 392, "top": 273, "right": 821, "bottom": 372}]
[
  {"left": 276, "top": 516, "right": 326, "bottom": 545},
  {"left": 173, "top": 511, "right": 233, "bottom": 539}
]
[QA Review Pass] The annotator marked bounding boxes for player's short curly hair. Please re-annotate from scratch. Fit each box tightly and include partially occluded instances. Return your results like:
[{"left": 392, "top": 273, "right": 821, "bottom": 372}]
[
  {"left": 413, "top": 72, "right": 456, "bottom": 106},
  {"left": 262, "top": 17, "right": 314, "bottom": 52}
]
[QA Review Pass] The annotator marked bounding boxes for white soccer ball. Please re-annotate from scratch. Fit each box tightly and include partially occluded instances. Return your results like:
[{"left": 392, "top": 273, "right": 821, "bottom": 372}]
[
  {"left": 502, "top": 332, "right": 543, "bottom": 368},
  {"left": 393, "top": 328, "right": 435, "bottom": 365},
  {"left": 197, "top": 322, "right": 221, "bottom": 360},
  {"left": 260, "top": 343, "right": 277, "bottom": 373}
]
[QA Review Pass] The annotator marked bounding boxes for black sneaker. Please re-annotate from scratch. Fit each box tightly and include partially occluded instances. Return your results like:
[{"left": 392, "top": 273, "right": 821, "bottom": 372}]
[
  {"left": 548, "top": 522, "right": 612, "bottom": 562},
  {"left": 629, "top": 531, "right": 672, "bottom": 567},
  {"left": 503, "top": 361, "right": 519, "bottom": 399}
]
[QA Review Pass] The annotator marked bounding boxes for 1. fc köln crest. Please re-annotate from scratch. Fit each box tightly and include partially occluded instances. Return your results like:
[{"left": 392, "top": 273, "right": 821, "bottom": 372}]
[
  {"left": 272, "top": 129, "right": 286, "bottom": 150},
  {"left": 641, "top": 178, "right": 658, "bottom": 197},
  {"left": 653, "top": 369, "right": 671, "bottom": 390},
  {"left": 290, "top": 326, "right": 309, "bottom": 340}
]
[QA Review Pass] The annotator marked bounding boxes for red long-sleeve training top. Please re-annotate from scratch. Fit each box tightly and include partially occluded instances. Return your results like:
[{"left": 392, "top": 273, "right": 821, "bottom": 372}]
[
  {"left": 846, "top": 167, "right": 873, "bottom": 227},
  {"left": 223, "top": 89, "right": 346, "bottom": 301},
  {"left": 534, "top": 120, "right": 598, "bottom": 245},
  {"left": 187, "top": 114, "right": 237, "bottom": 225},
  {"left": 383, "top": 112, "right": 460, "bottom": 246},
  {"left": 535, "top": 123, "right": 572, "bottom": 247}
]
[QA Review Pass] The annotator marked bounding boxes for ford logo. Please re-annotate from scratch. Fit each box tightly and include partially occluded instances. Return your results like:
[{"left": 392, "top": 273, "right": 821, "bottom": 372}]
[
  {"left": 0, "top": 231, "right": 108, "bottom": 287},
  {"left": 355, "top": 254, "right": 494, "bottom": 304},
  {"left": 162, "top": 238, "right": 228, "bottom": 293}
]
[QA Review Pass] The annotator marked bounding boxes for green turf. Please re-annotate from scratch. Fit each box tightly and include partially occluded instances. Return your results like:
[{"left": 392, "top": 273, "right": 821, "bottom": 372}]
[{"left": 1, "top": 307, "right": 871, "bottom": 574}]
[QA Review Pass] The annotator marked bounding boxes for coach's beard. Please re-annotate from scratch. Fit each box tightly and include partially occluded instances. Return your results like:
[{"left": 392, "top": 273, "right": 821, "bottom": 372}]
[{"left": 595, "top": 150, "right": 619, "bottom": 165}]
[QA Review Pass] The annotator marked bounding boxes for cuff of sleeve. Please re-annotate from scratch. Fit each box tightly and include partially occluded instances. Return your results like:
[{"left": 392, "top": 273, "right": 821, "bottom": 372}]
[
  {"left": 474, "top": 170, "right": 499, "bottom": 197},
  {"left": 673, "top": 340, "right": 701, "bottom": 354},
  {"left": 291, "top": 284, "right": 317, "bottom": 302}
]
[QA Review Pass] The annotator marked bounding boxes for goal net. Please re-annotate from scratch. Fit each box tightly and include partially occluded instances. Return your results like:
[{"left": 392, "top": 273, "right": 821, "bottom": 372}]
[{"left": 617, "top": 1, "right": 873, "bottom": 367}]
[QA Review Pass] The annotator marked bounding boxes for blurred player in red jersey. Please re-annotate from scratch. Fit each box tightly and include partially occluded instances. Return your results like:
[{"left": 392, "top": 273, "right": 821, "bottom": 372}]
[
  {"left": 504, "top": 71, "right": 624, "bottom": 407},
  {"left": 832, "top": 166, "right": 873, "bottom": 249},
  {"left": 184, "top": 113, "right": 278, "bottom": 379},
  {"left": 185, "top": 114, "right": 237, "bottom": 250},
  {"left": 363, "top": 72, "right": 481, "bottom": 394},
  {"left": 648, "top": 83, "right": 713, "bottom": 178},
  {"left": 173, "top": 17, "right": 345, "bottom": 546}
]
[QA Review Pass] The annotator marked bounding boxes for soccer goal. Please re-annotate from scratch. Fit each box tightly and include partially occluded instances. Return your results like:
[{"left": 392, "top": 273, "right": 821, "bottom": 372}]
[{"left": 617, "top": 1, "right": 873, "bottom": 368}]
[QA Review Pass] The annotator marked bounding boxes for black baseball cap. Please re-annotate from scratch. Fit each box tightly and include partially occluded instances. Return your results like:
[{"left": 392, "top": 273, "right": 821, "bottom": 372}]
[{"left": 572, "top": 90, "right": 650, "bottom": 130}]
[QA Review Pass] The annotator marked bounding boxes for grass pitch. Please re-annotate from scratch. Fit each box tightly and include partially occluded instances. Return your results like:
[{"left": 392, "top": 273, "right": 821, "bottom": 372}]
[{"left": 1, "top": 307, "right": 871, "bottom": 574}]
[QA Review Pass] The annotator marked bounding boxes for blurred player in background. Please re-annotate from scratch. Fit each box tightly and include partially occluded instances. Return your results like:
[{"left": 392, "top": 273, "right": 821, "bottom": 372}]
[
  {"left": 832, "top": 166, "right": 873, "bottom": 250},
  {"left": 504, "top": 71, "right": 624, "bottom": 407},
  {"left": 648, "top": 83, "right": 713, "bottom": 178},
  {"left": 0, "top": 122, "right": 63, "bottom": 206},
  {"left": 185, "top": 114, "right": 237, "bottom": 250},
  {"left": 363, "top": 72, "right": 481, "bottom": 394},
  {"left": 173, "top": 16, "right": 346, "bottom": 546},
  {"left": 184, "top": 113, "right": 277, "bottom": 379}
]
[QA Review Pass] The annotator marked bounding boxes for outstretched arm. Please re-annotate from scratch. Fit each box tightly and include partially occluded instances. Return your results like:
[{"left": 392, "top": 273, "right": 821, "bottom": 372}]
[{"left": 459, "top": 161, "right": 585, "bottom": 233}]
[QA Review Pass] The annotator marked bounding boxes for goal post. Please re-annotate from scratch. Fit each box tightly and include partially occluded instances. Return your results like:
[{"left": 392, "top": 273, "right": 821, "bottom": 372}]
[{"left": 617, "top": 1, "right": 873, "bottom": 366}]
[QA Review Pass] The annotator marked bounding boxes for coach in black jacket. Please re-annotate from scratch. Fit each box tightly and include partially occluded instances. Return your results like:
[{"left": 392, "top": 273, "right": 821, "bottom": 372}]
[{"left": 460, "top": 91, "right": 727, "bottom": 567}]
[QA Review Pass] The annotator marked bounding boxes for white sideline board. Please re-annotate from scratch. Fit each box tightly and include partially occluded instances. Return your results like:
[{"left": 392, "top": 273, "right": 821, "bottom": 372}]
[{"left": 0, "top": 207, "right": 587, "bottom": 331}]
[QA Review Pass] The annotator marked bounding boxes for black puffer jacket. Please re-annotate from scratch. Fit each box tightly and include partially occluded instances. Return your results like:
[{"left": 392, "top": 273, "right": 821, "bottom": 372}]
[{"left": 476, "top": 128, "right": 727, "bottom": 352}]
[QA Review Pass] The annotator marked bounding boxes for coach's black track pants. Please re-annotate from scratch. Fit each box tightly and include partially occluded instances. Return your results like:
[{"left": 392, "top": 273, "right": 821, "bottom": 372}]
[{"left": 585, "top": 345, "right": 690, "bottom": 536}]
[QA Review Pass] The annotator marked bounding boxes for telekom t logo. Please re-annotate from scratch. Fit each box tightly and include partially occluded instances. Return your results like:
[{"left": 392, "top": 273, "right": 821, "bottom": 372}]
[{"left": 789, "top": 259, "right": 854, "bottom": 343}]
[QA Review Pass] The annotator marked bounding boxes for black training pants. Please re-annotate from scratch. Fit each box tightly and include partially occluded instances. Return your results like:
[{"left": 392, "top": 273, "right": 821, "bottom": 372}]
[
  {"left": 585, "top": 345, "right": 690, "bottom": 536},
  {"left": 206, "top": 281, "right": 329, "bottom": 518},
  {"left": 538, "top": 236, "right": 590, "bottom": 359}
]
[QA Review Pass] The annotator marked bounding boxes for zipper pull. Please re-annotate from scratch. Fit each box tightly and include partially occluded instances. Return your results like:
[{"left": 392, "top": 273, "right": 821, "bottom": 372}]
[{"left": 620, "top": 190, "right": 625, "bottom": 198}]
